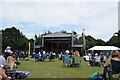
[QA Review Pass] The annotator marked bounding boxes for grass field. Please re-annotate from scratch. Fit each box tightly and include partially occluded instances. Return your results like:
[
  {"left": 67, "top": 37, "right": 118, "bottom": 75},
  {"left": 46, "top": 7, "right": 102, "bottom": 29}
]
[{"left": 17, "top": 58, "right": 103, "bottom": 79}]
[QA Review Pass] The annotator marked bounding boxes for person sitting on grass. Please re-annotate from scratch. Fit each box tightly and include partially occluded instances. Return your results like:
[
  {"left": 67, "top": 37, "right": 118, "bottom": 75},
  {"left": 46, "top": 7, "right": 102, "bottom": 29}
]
[
  {"left": 70, "top": 50, "right": 81, "bottom": 67},
  {"left": 48, "top": 52, "right": 55, "bottom": 62},
  {"left": 0, "top": 68, "right": 11, "bottom": 80},
  {"left": 104, "top": 50, "right": 120, "bottom": 67},
  {"left": 4, "top": 46, "right": 13, "bottom": 60},
  {"left": 4, "top": 46, "right": 13, "bottom": 55},
  {"left": 0, "top": 53, "right": 6, "bottom": 66},
  {"left": 34, "top": 53, "right": 41, "bottom": 62},
  {"left": 103, "top": 50, "right": 120, "bottom": 78},
  {"left": 62, "top": 50, "right": 71, "bottom": 66},
  {"left": 41, "top": 52, "right": 47, "bottom": 62},
  {"left": 6, "top": 55, "right": 16, "bottom": 70},
  {"left": 94, "top": 53, "right": 101, "bottom": 66},
  {"left": 83, "top": 54, "right": 89, "bottom": 61},
  {"left": 12, "top": 51, "right": 19, "bottom": 62},
  {"left": 2, "top": 55, "right": 16, "bottom": 80},
  {"left": 88, "top": 54, "right": 95, "bottom": 66}
]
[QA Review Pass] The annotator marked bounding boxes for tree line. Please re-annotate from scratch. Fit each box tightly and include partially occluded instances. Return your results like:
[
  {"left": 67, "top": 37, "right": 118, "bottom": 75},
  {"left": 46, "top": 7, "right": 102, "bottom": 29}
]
[{"left": 2, "top": 27, "right": 120, "bottom": 52}]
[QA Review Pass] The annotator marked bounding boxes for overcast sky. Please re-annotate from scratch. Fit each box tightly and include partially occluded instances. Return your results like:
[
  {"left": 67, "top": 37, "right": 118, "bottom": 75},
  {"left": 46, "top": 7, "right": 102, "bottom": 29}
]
[{"left": 0, "top": 0, "right": 119, "bottom": 41}]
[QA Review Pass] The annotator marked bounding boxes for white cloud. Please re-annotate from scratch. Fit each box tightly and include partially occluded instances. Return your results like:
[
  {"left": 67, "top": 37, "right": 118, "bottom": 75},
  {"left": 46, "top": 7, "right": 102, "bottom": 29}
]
[
  {"left": 1, "top": 2, "right": 118, "bottom": 41},
  {"left": 1, "top": 0, "right": 119, "bottom": 2}
]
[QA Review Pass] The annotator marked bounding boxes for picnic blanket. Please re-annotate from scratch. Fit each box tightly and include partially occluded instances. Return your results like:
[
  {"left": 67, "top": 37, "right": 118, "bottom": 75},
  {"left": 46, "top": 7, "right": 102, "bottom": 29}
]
[
  {"left": 15, "top": 71, "right": 31, "bottom": 79},
  {"left": 16, "top": 71, "right": 31, "bottom": 75}
]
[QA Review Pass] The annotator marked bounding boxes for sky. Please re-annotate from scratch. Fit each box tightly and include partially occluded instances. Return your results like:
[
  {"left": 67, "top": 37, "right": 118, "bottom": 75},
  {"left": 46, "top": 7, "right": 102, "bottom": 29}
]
[{"left": 0, "top": 0, "right": 119, "bottom": 41}]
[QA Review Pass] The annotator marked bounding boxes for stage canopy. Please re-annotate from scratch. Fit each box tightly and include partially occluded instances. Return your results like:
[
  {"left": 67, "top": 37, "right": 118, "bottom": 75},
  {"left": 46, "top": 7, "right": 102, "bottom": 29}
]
[{"left": 88, "top": 46, "right": 120, "bottom": 51}]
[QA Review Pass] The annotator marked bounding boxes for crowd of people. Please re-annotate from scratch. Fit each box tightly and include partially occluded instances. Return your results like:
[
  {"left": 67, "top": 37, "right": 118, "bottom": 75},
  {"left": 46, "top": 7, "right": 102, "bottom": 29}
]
[
  {"left": 32, "top": 49, "right": 81, "bottom": 67},
  {"left": 0, "top": 46, "right": 29, "bottom": 80},
  {"left": 0, "top": 46, "right": 17, "bottom": 80},
  {"left": 1, "top": 45, "right": 120, "bottom": 80},
  {"left": 83, "top": 52, "right": 108, "bottom": 67}
]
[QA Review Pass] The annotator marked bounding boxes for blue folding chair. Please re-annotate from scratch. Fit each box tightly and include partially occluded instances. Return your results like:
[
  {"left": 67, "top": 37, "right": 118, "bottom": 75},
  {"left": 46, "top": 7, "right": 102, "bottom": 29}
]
[
  {"left": 63, "top": 55, "right": 71, "bottom": 66},
  {"left": 34, "top": 54, "right": 40, "bottom": 62},
  {"left": 58, "top": 54, "right": 63, "bottom": 60},
  {"left": 41, "top": 54, "right": 47, "bottom": 61},
  {"left": 49, "top": 54, "right": 55, "bottom": 62}
]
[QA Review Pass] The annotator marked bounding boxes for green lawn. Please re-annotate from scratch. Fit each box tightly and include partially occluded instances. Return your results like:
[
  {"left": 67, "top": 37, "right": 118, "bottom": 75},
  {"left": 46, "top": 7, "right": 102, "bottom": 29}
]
[{"left": 17, "top": 58, "right": 103, "bottom": 78}]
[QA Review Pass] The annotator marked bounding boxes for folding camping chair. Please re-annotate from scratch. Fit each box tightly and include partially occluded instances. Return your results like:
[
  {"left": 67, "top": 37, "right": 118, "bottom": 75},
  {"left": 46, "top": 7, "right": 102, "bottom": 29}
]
[
  {"left": 34, "top": 54, "right": 40, "bottom": 62},
  {"left": 3, "top": 64, "right": 17, "bottom": 80},
  {"left": 58, "top": 54, "right": 63, "bottom": 60},
  {"left": 104, "top": 59, "right": 120, "bottom": 79},
  {"left": 41, "top": 54, "right": 47, "bottom": 62},
  {"left": 49, "top": 54, "right": 55, "bottom": 62},
  {"left": 63, "top": 55, "right": 71, "bottom": 67},
  {"left": 72, "top": 56, "right": 81, "bottom": 67}
]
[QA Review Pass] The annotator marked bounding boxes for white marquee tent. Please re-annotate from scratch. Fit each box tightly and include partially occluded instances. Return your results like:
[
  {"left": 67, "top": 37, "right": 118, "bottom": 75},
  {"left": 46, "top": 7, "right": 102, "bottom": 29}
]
[{"left": 88, "top": 46, "right": 120, "bottom": 51}]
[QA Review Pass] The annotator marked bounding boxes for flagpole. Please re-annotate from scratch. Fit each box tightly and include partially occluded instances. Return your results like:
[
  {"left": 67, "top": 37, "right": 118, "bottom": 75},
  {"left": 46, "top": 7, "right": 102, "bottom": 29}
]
[{"left": 83, "top": 29, "right": 86, "bottom": 55}]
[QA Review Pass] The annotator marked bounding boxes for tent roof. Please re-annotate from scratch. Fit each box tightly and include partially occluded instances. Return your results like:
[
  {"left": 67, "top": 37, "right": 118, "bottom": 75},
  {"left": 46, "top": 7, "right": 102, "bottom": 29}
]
[{"left": 88, "top": 46, "right": 119, "bottom": 51}]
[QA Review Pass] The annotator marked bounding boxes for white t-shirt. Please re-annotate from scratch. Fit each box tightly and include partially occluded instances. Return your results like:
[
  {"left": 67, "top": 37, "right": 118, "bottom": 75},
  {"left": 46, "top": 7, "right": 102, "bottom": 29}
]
[
  {"left": 103, "top": 56, "right": 107, "bottom": 61},
  {"left": 4, "top": 49, "right": 13, "bottom": 54},
  {"left": 0, "top": 55, "right": 6, "bottom": 67},
  {"left": 94, "top": 56, "right": 100, "bottom": 62},
  {"left": 84, "top": 55, "right": 90, "bottom": 61}
]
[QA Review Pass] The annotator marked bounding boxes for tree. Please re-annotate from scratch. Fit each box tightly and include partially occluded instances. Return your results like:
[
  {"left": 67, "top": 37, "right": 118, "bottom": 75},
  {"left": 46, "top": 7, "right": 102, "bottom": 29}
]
[
  {"left": 35, "top": 34, "right": 42, "bottom": 45},
  {"left": 61, "top": 30, "right": 67, "bottom": 33},
  {"left": 78, "top": 35, "right": 96, "bottom": 50},
  {"left": 2, "top": 27, "right": 30, "bottom": 51},
  {"left": 106, "top": 30, "right": 120, "bottom": 48},
  {"left": 107, "top": 35, "right": 120, "bottom": 48},
  {"left": 85, "top": 35, "right": 96, "bottom": 49},
  {"left": 78, "top": 35, "right": 107, "bottom": 50},
  {"left": 95, "top": 39, "right": 106, "bottom": 46},
  {"left": 114, "top": 30, "right": 120, "bottom": 37}
]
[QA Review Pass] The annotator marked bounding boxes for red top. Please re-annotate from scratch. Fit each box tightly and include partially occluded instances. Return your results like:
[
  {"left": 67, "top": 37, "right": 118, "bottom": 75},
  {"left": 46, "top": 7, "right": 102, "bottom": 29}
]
[{"left": 118, "top": 53, "right": 120, "bottom": 58}]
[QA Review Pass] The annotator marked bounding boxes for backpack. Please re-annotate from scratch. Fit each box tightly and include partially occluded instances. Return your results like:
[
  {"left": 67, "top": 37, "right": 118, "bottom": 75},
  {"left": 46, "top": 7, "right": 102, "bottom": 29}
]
[
  {"left": 89, "top": 72, "right": 103, "bottom": 80},
  {"left": 15, "top": 62, "right": 20, "bottom": 65},
  {"left": 15, "top": 72, "right": 27, "bottom": 79}
]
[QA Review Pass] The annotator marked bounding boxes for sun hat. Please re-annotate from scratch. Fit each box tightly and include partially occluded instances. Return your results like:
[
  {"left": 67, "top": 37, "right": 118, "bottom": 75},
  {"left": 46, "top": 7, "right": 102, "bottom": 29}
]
[
  {"left": 95, "top": 53, "right": 98, "bottom": 56},
  {"left": 6, "top": 46, "right": 11, "bottom": 49},
  {"left": 65, "top": 50, "right": 70, "bottom": 54}
]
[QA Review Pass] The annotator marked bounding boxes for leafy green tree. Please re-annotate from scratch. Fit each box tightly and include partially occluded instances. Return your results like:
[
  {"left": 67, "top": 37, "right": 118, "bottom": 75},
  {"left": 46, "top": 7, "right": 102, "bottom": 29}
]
[
  {"left": 107, "top": 36, "right": 120, "bottom": 48},
  {"left": 106, "top": 30, "right": 120, "bottom": 48},
  {"left": 114, "top": 30, "right": 120, "bottom": 37},
  {"left": 85, "top": 35, "right": 96, "bottom": 49},
  {"left": 95, "top": 39, "right": 106, "bottom": 46},
  {"left": 2, "top": 27, "right": 30, "bottom": 51},
  {"left": 78, "top": 35, "right": 96, "bottom": 50},
  {"left": 35, "top": 34, "right": 42, "bottom": 45}
]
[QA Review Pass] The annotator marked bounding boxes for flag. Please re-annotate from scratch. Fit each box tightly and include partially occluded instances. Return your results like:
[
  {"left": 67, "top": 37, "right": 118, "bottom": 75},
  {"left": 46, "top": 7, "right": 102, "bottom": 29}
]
[{"left": 28, "top": 42, "right": 30, "bottom": 56}]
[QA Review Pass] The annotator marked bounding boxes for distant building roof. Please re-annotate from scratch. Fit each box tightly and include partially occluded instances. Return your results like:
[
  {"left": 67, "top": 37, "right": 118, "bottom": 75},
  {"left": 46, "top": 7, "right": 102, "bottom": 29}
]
[
  {"left": 88, "top": 46, "right": 119, "bottom": 51},
  {"left": 43, "top": 32, "right": 72, "bottom": 37}
]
